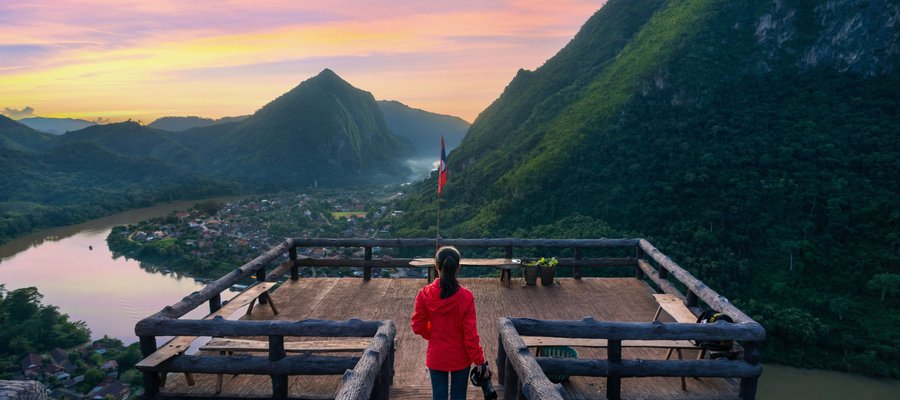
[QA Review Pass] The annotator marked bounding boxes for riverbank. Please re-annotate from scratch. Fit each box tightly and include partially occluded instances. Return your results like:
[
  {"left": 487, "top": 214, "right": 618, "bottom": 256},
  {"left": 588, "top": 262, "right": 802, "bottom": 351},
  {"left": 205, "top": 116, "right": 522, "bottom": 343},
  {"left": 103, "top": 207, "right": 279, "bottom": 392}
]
[{"left": 105, "top": 189, "right": 410, "bottom": 281}]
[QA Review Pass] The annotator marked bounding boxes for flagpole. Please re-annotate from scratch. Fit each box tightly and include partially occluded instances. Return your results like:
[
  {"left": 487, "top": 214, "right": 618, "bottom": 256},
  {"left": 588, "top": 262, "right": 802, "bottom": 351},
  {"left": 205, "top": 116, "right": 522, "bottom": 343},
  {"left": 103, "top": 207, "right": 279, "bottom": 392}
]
[
  {"left": 436, "top": 190, "right": 441, "bottom": 253},
  {"left": 436, "top": 136, "right": 446, "bottom": 254}
]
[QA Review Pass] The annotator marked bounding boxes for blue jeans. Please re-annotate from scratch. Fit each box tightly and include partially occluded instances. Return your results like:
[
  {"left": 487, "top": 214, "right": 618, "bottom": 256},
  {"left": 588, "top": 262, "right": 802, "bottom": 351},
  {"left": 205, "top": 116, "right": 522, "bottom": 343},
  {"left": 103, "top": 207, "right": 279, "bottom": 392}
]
[{"left": 429, "top": 367, "right": 470, "bottom": 400}]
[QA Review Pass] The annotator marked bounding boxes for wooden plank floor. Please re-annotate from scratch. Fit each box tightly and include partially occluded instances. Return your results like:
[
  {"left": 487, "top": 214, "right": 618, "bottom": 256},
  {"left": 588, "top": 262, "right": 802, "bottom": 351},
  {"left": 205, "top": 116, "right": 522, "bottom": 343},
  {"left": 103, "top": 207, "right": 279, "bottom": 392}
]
[{"left": 160, "top": 277, "right": 739, "bottom": 399}]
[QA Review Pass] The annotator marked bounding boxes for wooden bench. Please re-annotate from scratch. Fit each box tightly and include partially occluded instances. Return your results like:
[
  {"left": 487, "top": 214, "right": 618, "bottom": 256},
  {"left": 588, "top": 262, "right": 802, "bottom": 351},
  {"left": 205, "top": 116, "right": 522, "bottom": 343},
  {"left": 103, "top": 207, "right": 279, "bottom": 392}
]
[
  {"left": 652, "top": 293, "right": 704, "bottom": 390},
  {"left": 199, "top": 338, "right": 370, "bottom": 353},
  {"left": 198, "top": 336, "right": 372, "bottom": 393},
  {"left": 521, "top": 294, "right": 703, "bottom": 391},
  {"left": 135, "top": 282, "right": 279, "bottom": 390},
  {"left": 411, "top": 258, "right": 520, "bottom": 284}
]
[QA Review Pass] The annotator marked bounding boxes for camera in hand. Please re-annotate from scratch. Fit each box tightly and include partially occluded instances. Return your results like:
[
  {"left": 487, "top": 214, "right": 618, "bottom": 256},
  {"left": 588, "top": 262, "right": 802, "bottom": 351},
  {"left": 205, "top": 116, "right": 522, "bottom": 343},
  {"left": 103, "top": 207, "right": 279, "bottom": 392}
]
[{"left": 469, "top": 362, "right": 497, "bottom": 400}]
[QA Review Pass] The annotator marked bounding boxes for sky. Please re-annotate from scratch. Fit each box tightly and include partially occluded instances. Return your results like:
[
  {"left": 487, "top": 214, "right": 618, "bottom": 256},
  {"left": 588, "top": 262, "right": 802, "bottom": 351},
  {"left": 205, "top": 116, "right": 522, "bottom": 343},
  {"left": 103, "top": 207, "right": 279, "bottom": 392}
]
[{"left": 0, "top": 0, "right": 604, "bottom": 124}]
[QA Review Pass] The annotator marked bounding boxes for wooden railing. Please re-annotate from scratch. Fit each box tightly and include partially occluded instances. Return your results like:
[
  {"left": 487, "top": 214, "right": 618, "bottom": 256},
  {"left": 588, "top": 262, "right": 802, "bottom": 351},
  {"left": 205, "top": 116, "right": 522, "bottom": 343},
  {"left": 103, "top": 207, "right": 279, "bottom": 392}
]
[
  {"left": 136, "top": 237, "right": 763, "bottom": 399},
  {"left": 493, "top": 238, "right": 765, "bottom": 400},
  {"left": 288, "top": 237, "right": 642, "bottom": 280},
  {"left": 134, "top": 237, "right": 398, "bottom": 399}
]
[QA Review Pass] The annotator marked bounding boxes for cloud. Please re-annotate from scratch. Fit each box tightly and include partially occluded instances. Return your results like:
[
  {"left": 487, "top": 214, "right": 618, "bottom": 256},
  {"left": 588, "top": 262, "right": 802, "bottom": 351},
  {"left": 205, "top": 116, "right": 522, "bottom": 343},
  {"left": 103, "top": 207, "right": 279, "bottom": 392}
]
[{"left": 2, "top": 106, "right": 35, "bottom": 119}]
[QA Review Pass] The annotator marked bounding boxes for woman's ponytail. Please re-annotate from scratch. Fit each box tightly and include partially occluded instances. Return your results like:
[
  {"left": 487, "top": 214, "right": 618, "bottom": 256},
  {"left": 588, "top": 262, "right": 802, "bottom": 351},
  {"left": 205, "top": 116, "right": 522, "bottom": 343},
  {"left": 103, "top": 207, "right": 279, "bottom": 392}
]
[{"left": 435, "top": 246, "right": 461, "bottom": 299}]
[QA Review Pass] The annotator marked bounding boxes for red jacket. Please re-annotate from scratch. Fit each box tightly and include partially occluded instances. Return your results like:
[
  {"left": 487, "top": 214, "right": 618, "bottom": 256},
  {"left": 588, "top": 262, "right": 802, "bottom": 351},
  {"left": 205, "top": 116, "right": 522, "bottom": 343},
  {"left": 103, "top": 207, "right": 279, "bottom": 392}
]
[{"left": 411, "top": 280, "right": 486, "bottom": 371}]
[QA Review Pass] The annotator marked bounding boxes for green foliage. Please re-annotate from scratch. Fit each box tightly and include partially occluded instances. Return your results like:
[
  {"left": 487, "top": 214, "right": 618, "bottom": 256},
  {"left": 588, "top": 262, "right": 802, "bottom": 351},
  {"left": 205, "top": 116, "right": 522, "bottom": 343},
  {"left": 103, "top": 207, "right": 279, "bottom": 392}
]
[
  {"left": 525, "top": 257, "right": 558, "bottom": 269},
  {"left": 395, "top": 0, "right": 900, "bottom": 377},
  {"left": 0, "top": 285, "right": 91, "bottom": 376}
]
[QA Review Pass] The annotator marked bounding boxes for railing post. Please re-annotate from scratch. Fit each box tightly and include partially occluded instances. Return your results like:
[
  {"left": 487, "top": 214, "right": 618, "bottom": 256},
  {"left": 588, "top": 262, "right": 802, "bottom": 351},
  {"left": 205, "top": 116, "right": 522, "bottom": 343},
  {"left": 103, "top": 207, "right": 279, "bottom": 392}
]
[
  {"left": 289, "top": 246, "right": 299, "bottom": 280},
  {"left": 504, "top": 359, "right": 519, "bottom": 400},
  {"left": 139, "top": 336, "right": 161, "bottom": 396},
  {"left": 269, "top": 335, "right": 288, "bottom": 398},
  {"left": 740, "top": 341, "right": 761, "bottom": 400},
  {"left": 607, "top": 340, "right": 622, "bottom": 400},
  {"left": 686, "top": 290, "right": 699, "bottom": 308},
  {"left": 658, "top": 262, "right": 669, "bottom": 280},
  {"left": 208, "top": 294, "right": 221, "bottom": 313},
  {"left": 257, "top": 266, "right": 268, "bottom": 304},
  {"left": 635, "top": 246, "right": 645, "bottom": 279},
  {"left": 573, "top": 247, "right": 582, "bottom": 280},
  {"left": 364, "top": 246, "right": 373, "bottom": 281},
  {"left": 496, "top": 333, "right": 507, "bottom": 382}
]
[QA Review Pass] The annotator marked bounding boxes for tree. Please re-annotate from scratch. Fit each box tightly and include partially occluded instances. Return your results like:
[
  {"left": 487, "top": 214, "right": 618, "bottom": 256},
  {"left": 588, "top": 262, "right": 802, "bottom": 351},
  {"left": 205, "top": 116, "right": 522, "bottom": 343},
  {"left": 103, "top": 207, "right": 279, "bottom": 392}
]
[{"left": 866, "top": 274, "right": 900, "bottom": 302}]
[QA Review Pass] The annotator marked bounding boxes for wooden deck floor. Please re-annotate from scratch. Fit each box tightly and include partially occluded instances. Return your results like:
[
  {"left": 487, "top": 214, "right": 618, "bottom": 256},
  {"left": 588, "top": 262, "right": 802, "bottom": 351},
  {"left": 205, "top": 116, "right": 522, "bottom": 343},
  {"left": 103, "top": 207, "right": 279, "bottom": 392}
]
[{"left": 160, "top": 277, "right": 739, "bottom": 399}]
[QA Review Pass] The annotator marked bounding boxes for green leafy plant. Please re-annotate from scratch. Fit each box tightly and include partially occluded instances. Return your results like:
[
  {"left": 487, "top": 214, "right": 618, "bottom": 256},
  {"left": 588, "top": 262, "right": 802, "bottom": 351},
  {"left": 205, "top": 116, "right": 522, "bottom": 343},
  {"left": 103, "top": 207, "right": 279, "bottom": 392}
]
[{"left": 525, "top": 257, "right": 558, "bottom": 269}]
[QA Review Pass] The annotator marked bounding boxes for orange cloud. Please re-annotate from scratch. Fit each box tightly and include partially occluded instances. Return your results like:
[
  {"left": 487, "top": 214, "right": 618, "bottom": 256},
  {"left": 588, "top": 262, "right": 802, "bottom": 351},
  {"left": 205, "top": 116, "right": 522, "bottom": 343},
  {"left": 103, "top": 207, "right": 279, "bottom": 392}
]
[{"left": 0, "top": 1, "right": 603, "bottom": 122}]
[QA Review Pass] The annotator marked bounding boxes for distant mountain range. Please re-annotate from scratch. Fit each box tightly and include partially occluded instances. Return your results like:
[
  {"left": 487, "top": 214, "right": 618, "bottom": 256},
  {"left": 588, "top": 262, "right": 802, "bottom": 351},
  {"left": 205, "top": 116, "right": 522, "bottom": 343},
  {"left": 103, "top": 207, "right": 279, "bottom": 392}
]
[
  {"left": 18, "top": 117, "right": 96, "bottom": 135},
  {"left": 148, "top": 115, "right": 248, "bottom": 132},
  {"left": 377, "top": 100, "right": 468, "bottom": 156},
  {"left": 395, "top": 0, "right": 899, "bottom": 378},
  {"left": 1, "top": 69, "right": 469, "bottom": 243},
  {"left": 146, "top": 100, "right": 470, "bottom": 157}
]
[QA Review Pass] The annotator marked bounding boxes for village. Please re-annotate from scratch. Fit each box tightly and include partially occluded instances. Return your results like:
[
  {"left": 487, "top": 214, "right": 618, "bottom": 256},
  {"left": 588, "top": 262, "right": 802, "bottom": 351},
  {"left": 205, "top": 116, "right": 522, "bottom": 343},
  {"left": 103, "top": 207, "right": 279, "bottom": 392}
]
[
  {"left": 14, "top": 338, "right": 142, "bottom": 400},
  {"left": 107, "top": 188, "right": 429, "bottom": 283}
]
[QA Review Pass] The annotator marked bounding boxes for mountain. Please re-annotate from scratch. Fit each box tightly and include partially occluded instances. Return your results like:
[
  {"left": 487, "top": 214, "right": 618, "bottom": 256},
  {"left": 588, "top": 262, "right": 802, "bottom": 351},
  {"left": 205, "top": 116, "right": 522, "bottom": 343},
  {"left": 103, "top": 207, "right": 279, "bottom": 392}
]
[
  {"left": 18, "top": 117, "right": 96, "bottom": 135},
  {"left": 0, "top": 115, "right": 57, "bottom": 152},
  {"left": 57, "top": 121, "right": 197, "bottom": 163},
  {"left": 202, "top": 69, "right": 413, "bottom": 188},
  {"left": 148, "top": 115, "right": 248, "bottom": 132},
  {"left": 377, "top": 100, "right": 469, "bottom": 156},
  {"left": 396, "top": 0, "right": 899, "bottom": 377}
]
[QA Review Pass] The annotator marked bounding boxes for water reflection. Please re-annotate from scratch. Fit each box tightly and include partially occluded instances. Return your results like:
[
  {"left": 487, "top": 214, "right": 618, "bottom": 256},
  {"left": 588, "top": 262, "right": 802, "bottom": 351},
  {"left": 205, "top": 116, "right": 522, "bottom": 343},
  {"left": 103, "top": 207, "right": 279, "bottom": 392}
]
[{"left": 0, "top": 198, "right": 242, "bottom": 344}]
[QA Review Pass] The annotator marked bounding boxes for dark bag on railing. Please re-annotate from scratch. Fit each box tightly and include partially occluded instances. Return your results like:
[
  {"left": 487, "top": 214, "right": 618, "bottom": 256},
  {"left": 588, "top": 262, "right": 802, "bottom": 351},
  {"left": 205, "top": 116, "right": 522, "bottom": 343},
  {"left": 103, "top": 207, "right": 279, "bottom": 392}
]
[{"left": 693, "top": 310, "right": 734, "bottom": 351}]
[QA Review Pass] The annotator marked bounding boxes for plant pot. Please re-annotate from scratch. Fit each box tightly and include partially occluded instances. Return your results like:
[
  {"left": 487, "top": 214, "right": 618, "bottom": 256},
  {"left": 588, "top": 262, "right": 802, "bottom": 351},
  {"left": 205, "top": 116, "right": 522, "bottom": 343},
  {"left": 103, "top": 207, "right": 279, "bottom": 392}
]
[
  {"left": 540, "top": 267, "right": 555, "bottom": 285},
  {"left": 523, "top": 265, "right": 539, "bottom": 286}
]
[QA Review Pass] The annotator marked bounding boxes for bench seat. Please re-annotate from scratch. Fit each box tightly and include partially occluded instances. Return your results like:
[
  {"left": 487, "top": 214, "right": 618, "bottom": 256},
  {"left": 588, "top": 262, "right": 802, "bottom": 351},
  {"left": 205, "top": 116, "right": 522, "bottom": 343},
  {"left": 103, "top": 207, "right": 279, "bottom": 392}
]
[{"left": 200, "top": 338, "right": 370, "bottom": 353}]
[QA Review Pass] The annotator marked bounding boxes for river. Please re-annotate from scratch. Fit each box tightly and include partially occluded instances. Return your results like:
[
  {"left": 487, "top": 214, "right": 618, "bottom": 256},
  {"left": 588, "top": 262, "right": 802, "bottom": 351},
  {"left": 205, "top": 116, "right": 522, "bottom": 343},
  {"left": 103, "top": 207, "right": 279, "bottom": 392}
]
[
  {"left": 0, "top": 199, "right": 242, "bottom": 343},
  {"left": 1, "top": 202, "right": 898, "bottom": 399}
]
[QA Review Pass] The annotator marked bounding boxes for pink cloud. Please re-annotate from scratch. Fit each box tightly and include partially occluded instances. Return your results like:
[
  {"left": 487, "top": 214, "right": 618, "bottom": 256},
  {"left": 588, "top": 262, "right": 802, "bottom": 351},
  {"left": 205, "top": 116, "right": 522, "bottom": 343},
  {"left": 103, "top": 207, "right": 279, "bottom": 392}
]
[{"left": 0, "top": 0, "right": 606, "bottom": 122}]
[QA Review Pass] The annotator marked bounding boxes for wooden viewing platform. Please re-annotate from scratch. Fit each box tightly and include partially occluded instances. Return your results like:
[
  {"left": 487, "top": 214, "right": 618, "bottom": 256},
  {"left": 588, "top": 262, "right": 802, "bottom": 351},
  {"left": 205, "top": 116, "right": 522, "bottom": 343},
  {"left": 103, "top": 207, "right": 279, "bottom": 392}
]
[{"left": 134, "top": 238, "right": 765, "bottom": 400}]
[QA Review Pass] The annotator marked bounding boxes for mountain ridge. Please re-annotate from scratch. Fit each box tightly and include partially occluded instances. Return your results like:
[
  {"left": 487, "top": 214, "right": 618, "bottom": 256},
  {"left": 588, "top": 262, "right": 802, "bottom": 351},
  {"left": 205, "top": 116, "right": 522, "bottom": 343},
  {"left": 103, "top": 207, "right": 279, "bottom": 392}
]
[{"left": 395, "top": 0, "right": 899, "bottom": 376}]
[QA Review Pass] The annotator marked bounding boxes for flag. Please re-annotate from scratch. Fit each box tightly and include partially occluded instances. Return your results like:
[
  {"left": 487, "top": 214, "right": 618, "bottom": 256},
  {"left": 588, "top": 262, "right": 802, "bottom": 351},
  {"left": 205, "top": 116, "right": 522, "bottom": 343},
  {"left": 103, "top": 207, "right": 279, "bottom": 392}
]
[{"left": 438, "top": 136, "right": 447, "bottom": 195}]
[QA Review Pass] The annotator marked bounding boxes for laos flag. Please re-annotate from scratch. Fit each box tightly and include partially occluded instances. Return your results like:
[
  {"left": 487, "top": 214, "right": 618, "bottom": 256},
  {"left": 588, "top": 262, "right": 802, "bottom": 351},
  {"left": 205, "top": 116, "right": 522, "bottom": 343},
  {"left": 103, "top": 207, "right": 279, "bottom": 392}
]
[{"left": 438, "top": 137, "right": 447, "bottom": 195}]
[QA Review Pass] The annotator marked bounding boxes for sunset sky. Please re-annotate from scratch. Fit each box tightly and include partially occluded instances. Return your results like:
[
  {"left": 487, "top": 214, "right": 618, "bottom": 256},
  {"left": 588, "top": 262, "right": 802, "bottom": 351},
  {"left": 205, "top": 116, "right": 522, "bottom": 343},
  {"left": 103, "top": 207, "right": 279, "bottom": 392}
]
[{"left": 0, "top": 0, "right": 603, "bottom": 124}]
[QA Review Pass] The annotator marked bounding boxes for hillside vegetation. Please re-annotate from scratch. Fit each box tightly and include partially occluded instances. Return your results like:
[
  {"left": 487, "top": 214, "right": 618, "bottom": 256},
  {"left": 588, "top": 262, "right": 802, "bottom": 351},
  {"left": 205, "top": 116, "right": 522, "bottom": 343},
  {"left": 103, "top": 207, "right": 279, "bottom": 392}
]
[
  {"left": 395, "top": 0, "right": 899, "bottom": 376},
  {"left": 0, "top": 70, "right": 428, "bottom": 243}
]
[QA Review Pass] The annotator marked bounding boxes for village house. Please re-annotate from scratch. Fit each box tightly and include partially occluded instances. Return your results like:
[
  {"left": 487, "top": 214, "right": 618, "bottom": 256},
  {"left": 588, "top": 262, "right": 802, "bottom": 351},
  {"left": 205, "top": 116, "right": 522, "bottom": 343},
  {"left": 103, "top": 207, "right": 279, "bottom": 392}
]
[
  {"left": 88, "top": 380, "right": 129, "bottom": 400},
  {"left": 20, "top": 353, "right": 42, "bottom": 378}
]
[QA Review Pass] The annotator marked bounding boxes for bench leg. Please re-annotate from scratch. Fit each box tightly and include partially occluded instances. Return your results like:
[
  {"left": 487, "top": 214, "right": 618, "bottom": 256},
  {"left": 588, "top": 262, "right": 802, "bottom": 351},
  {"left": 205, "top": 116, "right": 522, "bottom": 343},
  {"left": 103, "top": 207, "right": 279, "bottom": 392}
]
[
  {"left": 653, "top": 306, "right": 663, "bottom": 322},
  {"left": 247, "top": 298, "right": 256, "bottom": 315},
  {"left": 216, "top": 350, "right": 225, "bottom": 393},
  {"left": 185, "top": 372, "right": 195, "bottom": 386},
  {"left": 159, "top": 373, "right": 167, "bottom": 387},
  {"left": 265, "top": 292, "right": 279, "bottom": 315}
]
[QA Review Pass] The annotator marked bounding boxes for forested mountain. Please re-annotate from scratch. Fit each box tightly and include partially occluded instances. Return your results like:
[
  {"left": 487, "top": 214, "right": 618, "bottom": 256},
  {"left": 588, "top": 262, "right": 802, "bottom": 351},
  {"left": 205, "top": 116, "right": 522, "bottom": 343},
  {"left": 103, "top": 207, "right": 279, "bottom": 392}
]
[
  {"left": 58, "top": 121, "right": 197, "bottom": 162},
  {"left": 395, "top": 0, "right": 899, "bottom": 376},
  {"left": 378, "top": 100, "right": 469, "bottom": 156},
  {"left": 0, "top": 116, "right": 56, "bottom": 152},
  {"left": 201, "top": 69, "right": 413, "bottom": 188},
  {"left": 148, "top": 115, "right": 247, "bottom": 132},
  {"left": 1, "top": 70, "right": 425, "bottom": 242},
  {"left": 18, "top": 117, "right": 96, "bottom": 135}
]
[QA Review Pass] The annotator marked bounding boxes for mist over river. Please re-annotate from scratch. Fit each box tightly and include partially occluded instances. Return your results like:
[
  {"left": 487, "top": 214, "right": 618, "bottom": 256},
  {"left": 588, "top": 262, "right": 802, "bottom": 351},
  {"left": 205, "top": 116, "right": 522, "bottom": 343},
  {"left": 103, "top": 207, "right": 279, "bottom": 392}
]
[{"left": 0, "top": 200, "right": 898, "bottom": 398}]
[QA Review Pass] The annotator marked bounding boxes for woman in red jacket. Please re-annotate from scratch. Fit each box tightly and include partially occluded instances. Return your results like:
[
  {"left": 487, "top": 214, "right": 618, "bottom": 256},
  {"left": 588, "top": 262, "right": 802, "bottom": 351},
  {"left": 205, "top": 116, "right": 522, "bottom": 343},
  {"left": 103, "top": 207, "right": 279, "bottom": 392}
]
[{"left": 411, "top": 246, "right": 492, "bottom": 400}]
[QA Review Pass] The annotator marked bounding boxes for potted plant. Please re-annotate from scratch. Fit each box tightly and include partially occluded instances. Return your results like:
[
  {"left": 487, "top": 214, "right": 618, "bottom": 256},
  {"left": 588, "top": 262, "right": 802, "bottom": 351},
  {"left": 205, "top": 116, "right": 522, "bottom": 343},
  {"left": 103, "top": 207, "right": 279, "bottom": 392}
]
[
  {"left": 523, "top": 257, "right": 558, "bottom": 286},
  {"left": 523, "top": 260, "right": 539, "bottom": 286},
  {"left": 539, "top": 257, "right": 558, "bottom": 285}
]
